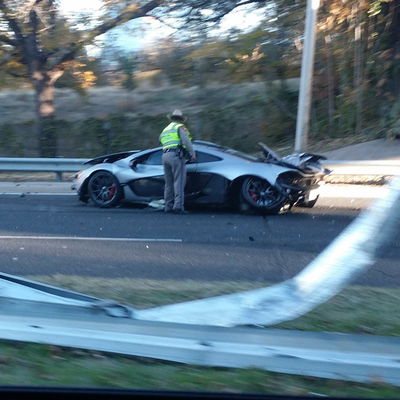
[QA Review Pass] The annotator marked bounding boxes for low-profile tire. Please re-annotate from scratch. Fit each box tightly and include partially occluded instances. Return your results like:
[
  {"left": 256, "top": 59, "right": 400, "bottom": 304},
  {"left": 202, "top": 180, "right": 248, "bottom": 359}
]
[
  {"left": 87, "top": 171, "right": 122, "bottom": 208},
  {"left": 241, "top": 177, "right": 286, "bottom": 214}
]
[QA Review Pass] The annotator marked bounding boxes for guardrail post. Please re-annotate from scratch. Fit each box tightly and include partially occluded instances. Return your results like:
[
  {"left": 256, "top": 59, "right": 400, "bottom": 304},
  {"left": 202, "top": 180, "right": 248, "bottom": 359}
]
[{"left": 56, "top": 171, "right": 63, "bottom": 181}]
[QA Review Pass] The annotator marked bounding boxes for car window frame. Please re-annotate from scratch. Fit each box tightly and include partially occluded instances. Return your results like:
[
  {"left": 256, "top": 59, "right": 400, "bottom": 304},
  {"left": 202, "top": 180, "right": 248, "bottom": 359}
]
[
  {"left": 195, "top": 151, "right": 222, "bottom": 164},
  {"left": 136, "top": 149, "right": 163, "bottom": 166}
]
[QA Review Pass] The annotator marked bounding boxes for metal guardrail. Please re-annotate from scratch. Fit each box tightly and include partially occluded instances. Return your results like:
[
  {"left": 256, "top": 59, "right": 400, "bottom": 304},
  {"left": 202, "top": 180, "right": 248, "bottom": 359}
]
[
  {"left": 1, "top": 310, "right": 400, "bottom": 386},
  {"left": 0, "top": 157, "right": 399, "bottom": 180},
  {"left": 322, "top": 159, "right": 400, "bottom": 176},
  {"left": 1, "top": 266, "right": 400, "bottom": 386},
  {"left": 0, "top": 157, "right": 88, "bottom": 180}
]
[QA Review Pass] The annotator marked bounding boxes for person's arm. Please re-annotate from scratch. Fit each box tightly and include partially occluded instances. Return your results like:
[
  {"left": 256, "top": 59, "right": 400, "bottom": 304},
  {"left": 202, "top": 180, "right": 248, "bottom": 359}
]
[{"left": 179, "top": 126, "right": 196, "bottom": 161}]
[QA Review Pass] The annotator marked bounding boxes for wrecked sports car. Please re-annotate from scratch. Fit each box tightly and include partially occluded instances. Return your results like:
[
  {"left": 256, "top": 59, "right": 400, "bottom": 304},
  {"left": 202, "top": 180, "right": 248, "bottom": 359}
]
[{"left": 72, "top": 141, "right": 330, "bottom": 214}]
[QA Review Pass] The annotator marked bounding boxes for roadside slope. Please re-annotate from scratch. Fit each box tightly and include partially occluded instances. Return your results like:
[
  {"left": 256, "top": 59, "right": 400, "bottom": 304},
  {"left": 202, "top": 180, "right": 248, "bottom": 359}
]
[{"left": 322, "top": 138, "right": 400, "bottom": 161}]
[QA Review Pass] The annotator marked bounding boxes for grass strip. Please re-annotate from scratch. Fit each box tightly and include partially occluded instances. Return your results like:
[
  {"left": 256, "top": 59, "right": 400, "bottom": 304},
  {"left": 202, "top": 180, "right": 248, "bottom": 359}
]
[
  {"left": 0, "top": 275, "right": 397, "bottom": 397},
  {"left": 27, "top": 275, "right": 400, "bottom": 336}
]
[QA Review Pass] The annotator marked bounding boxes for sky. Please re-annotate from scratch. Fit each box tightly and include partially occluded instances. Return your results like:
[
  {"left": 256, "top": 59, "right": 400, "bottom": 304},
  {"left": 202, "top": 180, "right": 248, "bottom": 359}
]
[
  {"left": 59, "top": 0, "right": 103, "bottom": 16},
  {"left": 59, "top": 0, "right": 265, "bottom": 53}
]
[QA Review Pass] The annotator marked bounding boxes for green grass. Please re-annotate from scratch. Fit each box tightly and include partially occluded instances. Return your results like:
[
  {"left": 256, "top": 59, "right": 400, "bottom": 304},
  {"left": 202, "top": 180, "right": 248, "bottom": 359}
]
[
  {"left": 0, "top": 275, "right": 398, "bottom": 397},
  {"left": 277, "top": 286, "right": 400, "bottom": 336},
  {"left": 28, "top": 275, "right": 400, "bottom": 336},
  {"left": 0, "top": 341, "right": 400, "bottom": 398},
  {"left": 0, "top": 342, "right": 399, "bottom": 398}
]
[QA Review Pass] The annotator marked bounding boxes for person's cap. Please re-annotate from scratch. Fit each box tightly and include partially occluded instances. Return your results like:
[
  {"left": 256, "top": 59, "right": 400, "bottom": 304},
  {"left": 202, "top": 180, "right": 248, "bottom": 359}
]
[{"left": 168, "top": 109, "right": 186, "bottom": 121}]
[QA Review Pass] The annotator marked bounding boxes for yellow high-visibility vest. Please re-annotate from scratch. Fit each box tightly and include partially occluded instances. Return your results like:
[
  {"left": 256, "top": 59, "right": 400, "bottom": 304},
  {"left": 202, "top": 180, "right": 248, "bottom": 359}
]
[{"left": 160, "top": 122, "right": 192, "bottom": 149}]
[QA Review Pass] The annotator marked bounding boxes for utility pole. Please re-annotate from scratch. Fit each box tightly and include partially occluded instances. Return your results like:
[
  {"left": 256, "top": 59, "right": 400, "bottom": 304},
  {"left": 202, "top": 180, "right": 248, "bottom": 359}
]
[{"left": 294, "top": 0, "right": 320, "bottom": 152}]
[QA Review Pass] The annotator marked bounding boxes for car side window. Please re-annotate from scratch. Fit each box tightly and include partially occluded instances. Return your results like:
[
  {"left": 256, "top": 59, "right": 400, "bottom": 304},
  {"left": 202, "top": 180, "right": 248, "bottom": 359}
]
[
  {"left": 195, "top": 151, "right": 222, "bottom": 163},
  {"left": 141, "top": 150, "right": 163, "bottom": 165}
]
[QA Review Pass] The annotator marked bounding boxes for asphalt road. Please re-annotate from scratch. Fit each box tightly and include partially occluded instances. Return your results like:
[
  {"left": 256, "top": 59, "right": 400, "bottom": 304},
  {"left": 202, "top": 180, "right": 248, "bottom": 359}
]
[{"left": 0, "top": 193, "right": 399, "bottom": 287}]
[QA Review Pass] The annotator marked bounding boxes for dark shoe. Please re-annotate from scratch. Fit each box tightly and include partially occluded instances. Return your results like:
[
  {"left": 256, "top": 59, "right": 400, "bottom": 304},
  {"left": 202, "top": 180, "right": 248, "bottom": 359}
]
[{"left": 164, "top": 208, "right": 173, "bottom": 213}]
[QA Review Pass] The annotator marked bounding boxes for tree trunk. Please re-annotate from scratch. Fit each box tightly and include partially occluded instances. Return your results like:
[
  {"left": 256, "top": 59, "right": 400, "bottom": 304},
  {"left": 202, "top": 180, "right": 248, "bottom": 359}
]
[{"left": 33, "top": 69, "right": 63, "bottom": 157}]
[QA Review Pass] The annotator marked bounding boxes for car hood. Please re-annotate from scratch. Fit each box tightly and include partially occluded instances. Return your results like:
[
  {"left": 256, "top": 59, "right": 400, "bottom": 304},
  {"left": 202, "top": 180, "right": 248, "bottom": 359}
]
[{"left": 84, "top": 151, "right": 140, "bottom": 166}]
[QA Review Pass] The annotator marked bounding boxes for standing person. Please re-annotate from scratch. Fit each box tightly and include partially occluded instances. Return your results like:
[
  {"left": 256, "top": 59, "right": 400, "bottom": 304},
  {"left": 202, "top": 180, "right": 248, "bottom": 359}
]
[{"left": 160, "top": 109, "right": 196, "bottom": 214}]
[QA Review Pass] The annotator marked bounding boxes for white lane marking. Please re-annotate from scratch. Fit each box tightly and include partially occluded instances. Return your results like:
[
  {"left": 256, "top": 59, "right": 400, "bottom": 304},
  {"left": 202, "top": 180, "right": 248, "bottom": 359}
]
[{"left": 0, "top": 236, "right": 182, "bottom": 243}]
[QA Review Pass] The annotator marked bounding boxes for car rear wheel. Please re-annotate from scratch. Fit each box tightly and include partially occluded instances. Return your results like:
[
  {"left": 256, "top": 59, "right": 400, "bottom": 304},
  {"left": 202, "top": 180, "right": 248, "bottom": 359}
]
[
  {"left": 88, "top": 171, "right": 122, "bottom": 208},
  {"left": 241, "top": 177, "right": 285, "bottom": 214}
]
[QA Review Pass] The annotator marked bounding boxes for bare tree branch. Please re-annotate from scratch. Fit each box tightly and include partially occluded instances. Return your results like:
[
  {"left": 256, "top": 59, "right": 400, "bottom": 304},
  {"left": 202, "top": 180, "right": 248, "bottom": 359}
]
[
  {"left": 144, "top": 15, "right": 176, "bottom": 31},
  {"left": 88, "top": 0, "right": 164, "bottom": 40},
  {"left": 206, "top": 0, "right": 265, "bottom": 23},
  {"left": 0, "top": 0, "right": 26, "bottom": 48},
  {"left": 48, "top": 67, "right": 63, "bottom": 84},
  {"left": 42, "top": 0, "right": 166, "bottom": 68}
]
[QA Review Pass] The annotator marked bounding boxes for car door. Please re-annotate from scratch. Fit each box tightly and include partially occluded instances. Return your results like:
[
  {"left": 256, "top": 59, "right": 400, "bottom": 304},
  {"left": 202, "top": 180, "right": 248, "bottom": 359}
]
[
  {"left": 185, "top": 150, "right": 227, "bottom": 203},
  {"left": 128, "top": 149, "right": 165, "bottom": 199}
]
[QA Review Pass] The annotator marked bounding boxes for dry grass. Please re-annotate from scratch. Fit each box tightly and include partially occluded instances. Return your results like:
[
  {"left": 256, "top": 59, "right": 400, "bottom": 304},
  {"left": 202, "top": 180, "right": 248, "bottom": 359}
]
[{"left": 0, "top": 83, "right": 267, "bottom": 124}]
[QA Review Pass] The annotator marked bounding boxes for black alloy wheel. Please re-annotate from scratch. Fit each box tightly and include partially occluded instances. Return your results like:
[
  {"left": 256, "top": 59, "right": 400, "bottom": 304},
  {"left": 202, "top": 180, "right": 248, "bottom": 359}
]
[
  {"left": 87, "top": 171, "right": 122, "bottom": 208},
  {"left": 241, "top": 177, "right": 285, "bottom": 214}
]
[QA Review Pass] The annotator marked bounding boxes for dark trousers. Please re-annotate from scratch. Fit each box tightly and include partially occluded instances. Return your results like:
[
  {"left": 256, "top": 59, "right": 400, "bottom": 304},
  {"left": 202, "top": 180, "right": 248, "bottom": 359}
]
[{"left": 162, "top": 151, "right": 186, "bottom": 211}]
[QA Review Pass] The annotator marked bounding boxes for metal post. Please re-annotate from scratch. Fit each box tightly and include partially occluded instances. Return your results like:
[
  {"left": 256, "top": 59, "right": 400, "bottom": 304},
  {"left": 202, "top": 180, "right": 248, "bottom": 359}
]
[{"left": 294, "top": 0, "right": 320, "bottom": 152}]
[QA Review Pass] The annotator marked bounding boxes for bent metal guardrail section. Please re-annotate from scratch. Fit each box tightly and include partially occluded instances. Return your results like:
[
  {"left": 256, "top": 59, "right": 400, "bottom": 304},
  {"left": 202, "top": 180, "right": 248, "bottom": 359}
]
[{"left": 134, "top": 176, "right": 400, "bottom": 326}]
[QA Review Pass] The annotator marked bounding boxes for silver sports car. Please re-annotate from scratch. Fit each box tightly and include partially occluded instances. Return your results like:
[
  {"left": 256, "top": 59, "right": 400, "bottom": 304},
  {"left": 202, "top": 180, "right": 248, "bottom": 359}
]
[{"left": 72, "top": 141, "right": 329, "bottom": 214}]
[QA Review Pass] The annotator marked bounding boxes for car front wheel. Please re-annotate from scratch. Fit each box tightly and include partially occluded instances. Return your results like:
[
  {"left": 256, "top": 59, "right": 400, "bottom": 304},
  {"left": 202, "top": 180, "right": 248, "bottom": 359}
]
[
  {"left": 241, "top": 177, "right": 286, "bottom": 214},
  {"left": 88, "top": 171, "right": 122, "bottom": 208}
]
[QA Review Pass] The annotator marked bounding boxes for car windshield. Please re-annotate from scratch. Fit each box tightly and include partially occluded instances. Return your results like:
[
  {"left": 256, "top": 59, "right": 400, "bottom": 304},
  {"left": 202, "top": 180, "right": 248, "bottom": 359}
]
[{"left": 1, "top": 1, "right": 400, "bottom": 399}]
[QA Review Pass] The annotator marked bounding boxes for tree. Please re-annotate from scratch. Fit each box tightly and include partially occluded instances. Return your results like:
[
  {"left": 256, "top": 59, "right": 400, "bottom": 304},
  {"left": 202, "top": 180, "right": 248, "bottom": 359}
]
[
  {"left": 314, "top": 0, "right": 400, "bottom": 138},
  {"left": 0, "top": 0, "right": 267, "bottom": 156},
  {"left": 0, "top": 0, "right": 167, "bottom": 155}
]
